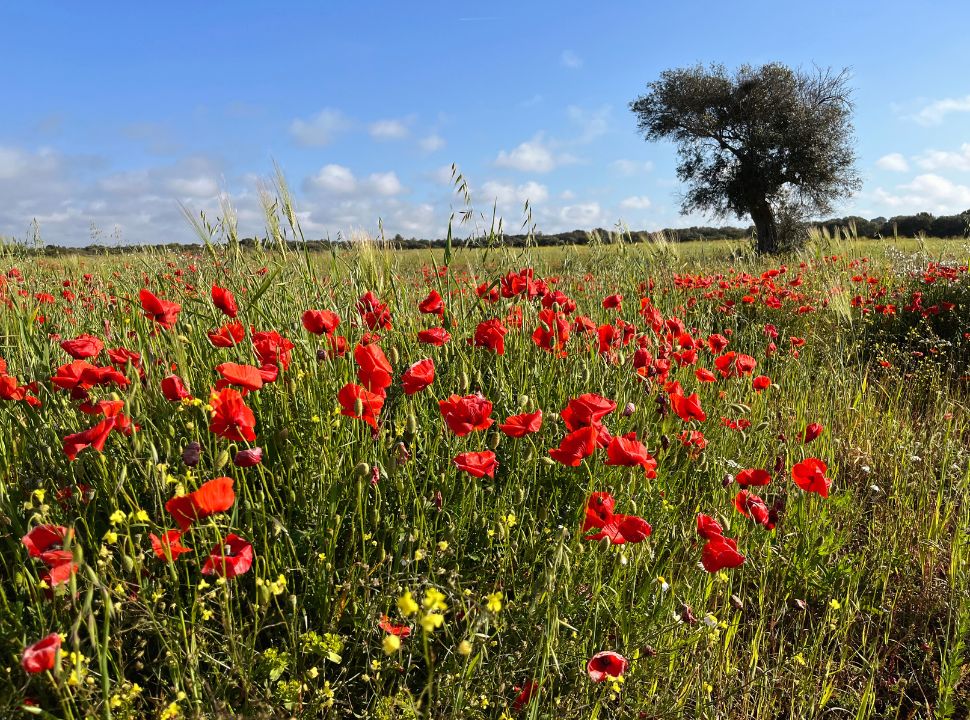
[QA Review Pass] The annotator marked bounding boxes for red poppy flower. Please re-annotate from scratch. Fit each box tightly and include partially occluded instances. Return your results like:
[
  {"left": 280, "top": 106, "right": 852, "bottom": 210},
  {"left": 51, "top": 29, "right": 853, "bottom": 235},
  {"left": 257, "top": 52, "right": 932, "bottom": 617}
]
[
  {"left": 587, "top": 651, "right": 628, "bottom": 682},
  {"left": 498, "top": 409, "right": 543, "bottom": 438},
  {"left": 801, "top": 422, "right": 824, "bottom": 443},
  {"left": 604, "top": 433, "right": 658, "bottom": 478},
  {"left": 63, "top": 417, "right": 116, "bottom": 460},
  {"left": 512, "top": 679, "right": 539, "bottom": 712},
  {"left": 470, "top": 318, "right": 508, "bottom": 355},
  {"left": 734, "top": 490, "right": 775, "bottom": 529},
  {"left": 532, "top": 309, "right": 570, "bottom": 353},
  {"left": 338, "top": 383, "right": 385, "bottom": 428},
  {"left": 357, "top": 291, "right": 393, "bottom": 330},
  {"left": 252, "top": 330, "right": 295, "bottom": 370},
  {"left": 165, "top": 476, "right": 236, "bottom": 530},
  {"left": 418, "top": 289, "right": 445, "bottom": 316},
  {"left": 561, "top": 394, "right": 616, "bottom": 430},
  {"left": 209, "top": 388, "right": 257, "bottom": 442},
  {"left": 701, "top": 534, "right": 745, "bottom": 572},
  {"left": 602, "top": 293, "right": 623, "bottom": 310},
  {"left": 548, "top": 425, "right": 598, "bottom": 467},
  {"left": 302, "top": 309, "right": 340, "bottom": 336},
  {"left": 417, "top": 327, "right": 451, "bottom": 346},
  {"left": 22, "top": 525, "right": 71, "bottom": 558},
  {"left": 736, "top": 468, "right": 771, "bottom": 487},
  {"left": 233, "top": 447, "right": 263, "bottom": 467},
  {"left": 379, "top": 614, "right": 411, "bottom": 638},
  {"left": 714, "top": 351, "right": 757, "bottom": 378},
  {"left": 401, "top": 358, "right": 435, "bottom": 395},
  {"left": 696, "top": 513, "right": 723, "bottom": 540},
  {"left": 161, "top": 375, "right": 192, "bottom": 402},
  {"left": 211, "top": 285, "right": 238, "bottom": 318},
  {"left": 216, "top": 363, "right": 264, "bottom": 392},
  {"left": 60, "top": 334, "right": 104, "bottom": 359},
  {"left": 582, "top": 492, "right": 651, "bottom": 544},
  {"left": 201, "top": 533, "right": 254, "bottom": 578},
  {"left": 21, "top": 633, "right": 61, "bottom": 674},
  {"left": 139, "top": 288, "right": 181, "bottom": 330},
  {"left": 695, "top": 367, "right": 717, "bottom": 383},
  {"left": 752, "top": 375, "right": 771, "bottom": 392},
  {"left": 355, "top": 343, "right": 393, "bottom": 395},
  {"left": 207, "top": 321, "right": 245, "bottom": 347},
  {"left": 453, "top": 450, "right": 498, "bottom": 478},
  {"left": 707, "top": 333, "right": 729, "bottom": 353},
  {"left": 438, "top": 393, "right": 494, "bottom": 436},
  {"left": 791, "top": 458, "right": 831, "bottom": 497},
  {"left": 43, "top": 560, "right": 79, "bottom": 587},
  {"left": 149, "top": 530, "right": 191, "bottom": 561},
  {"left": 669, "top": 390, "right": 706, "bottom": 423}
]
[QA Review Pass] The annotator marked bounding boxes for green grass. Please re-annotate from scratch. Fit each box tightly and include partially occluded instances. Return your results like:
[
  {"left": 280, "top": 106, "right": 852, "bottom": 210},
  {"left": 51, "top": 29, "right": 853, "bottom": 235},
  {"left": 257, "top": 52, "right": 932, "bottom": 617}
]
[{"left": 0, "top": 234, "right": 968, "bottom": 719}]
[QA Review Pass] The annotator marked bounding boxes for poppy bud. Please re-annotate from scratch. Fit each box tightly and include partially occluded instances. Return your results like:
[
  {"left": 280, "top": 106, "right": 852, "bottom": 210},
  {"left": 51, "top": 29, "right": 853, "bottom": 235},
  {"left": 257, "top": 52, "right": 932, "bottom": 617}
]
[
  {"left": 628, "top": 499, "right": 637, "bottom": 514},
  {"left": 660, "top": 434, "right": 670, "bottom": 451},
  {"left": 460, "top": 372, "right": 470, "bottom": 391},
  {"left": 622, "top": 402, "right": 636, "bottom": 417},
  {"left": 379, "top": 546, "right": 387, "bottom": 562},
  {"left": 389, "top": 347, "right": 400, "bottom": 365},
  {"left": 515, "top": 487, "right": 526, "bottom": 504},
  {"left": 617, "top": 351, "right": 626, "bottom": 365},
  {"left": 547, "top": 412, "right": 560, "bottom": 423},
  {"left": 316, "top": 348, "right": 328, "bottom": 362},
  {"left": 537, "top": 505, "right": 548, "bottom": 522},
  {"left": 598, "top": 536, "right": 612, "bottom": 551},
  {"left": 730, "top": 594, "right": 744, "bottom": 610},
  {"left": 354, "top": 462, "right": 371, "bottom": 479},
  {"left": 641, "top": 645, "right": 658, "bottom": 657},
  {"left": 354, "top": 398, "right": 365, "bottom": 417},
  {"left": 540, "top": 457, "right": 556, "bottom": 466},
  {"left": 523, "top": 448, "right": 534, "bottom": 463},
  {"left": 723, "top": 473, "right": 734, "bottom": 487},
  {"left": 122, "top": 553, "right": 135, "bottom": 573},
  {"left": 182, "top": 441, "right": 201, "bottom": 467},
  {"left": 433, "top": 490, "right": 443, "bottom": 510},
  {"left": 369, "top": 505, "right": 380, "bottom": 526},
  {"left": 754, "top": 421, "right": 770, "bottom": 433},
  {"left": 214, "top": 449, "right": 229, "bottom": 470},
  {"left": 679, "top": 603, "right": 698, "bottom": 625},
  {"left": 405, "top": 414, "right": 418, "bottom": 437},
  {"left": 518, "top": 394, "right": 530, "bottom": 408},
  {"left": 488, "top": 432, "right": 501, "bottom": 450},
  {"left": 233, "top": 447, "right": 262, "bottom": 467},
  {"left": 256, "top": 582, "right": 271, "bottom": 606}
]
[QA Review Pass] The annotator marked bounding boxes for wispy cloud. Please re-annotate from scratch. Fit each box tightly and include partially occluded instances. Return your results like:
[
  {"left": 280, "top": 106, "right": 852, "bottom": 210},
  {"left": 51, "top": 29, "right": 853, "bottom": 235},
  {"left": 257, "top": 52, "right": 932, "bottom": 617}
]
[
  {"left": 560, "top": 50, "right": 583, "bottom": 69},
  {"left": 908, "top": 95, "right": 970, "bottom": 126},
  {"left": 875, "top": 153, "right": 909, "bottom": 172},
  {"left": 369, "top": 118, "right": 410, "bottom": 141},
  {"left": 289, "top": 108, "right": 352, "bottom": 146}
]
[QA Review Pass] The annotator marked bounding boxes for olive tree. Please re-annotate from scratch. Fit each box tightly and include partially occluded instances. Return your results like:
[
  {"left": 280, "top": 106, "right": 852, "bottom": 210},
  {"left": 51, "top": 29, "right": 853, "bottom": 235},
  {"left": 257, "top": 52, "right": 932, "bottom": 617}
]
[{"left": 630, "top": 63, "right": 861, "bottom": 253}]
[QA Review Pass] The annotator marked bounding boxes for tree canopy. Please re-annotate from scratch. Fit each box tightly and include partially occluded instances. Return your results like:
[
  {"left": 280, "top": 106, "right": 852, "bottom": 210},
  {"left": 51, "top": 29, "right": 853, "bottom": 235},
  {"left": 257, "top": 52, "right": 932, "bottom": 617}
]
[{"left": 630, "top": 63, "right": 861, "bottom": 253}]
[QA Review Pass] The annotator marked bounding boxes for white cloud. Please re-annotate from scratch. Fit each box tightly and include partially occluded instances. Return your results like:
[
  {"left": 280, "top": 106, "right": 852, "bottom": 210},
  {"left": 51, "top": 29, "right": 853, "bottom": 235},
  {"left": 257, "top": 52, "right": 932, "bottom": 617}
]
[
  {"left": 366, "top": 171, "right": 404, "bottom": 196},
  {"left": 289, "top": 108, "right": 351, "bottom": 146},
  {"left": 610, "top": 159, "right": 654, "bottom": 176},
  {"left": 560, "top": 50, "right": 582, "bottom": 69},
  {"left": 308, "top": 164, "right": 358, "bottom": 194},
  {"left": 567, "top": 105, "right": 610, "bottom": 143},
  {"left": 431, "top": 164, "right": 456, "bottom": 185},
  {"left": 873, "top": 173, "right": 970, "bottom": 214},
  {"left": 910, "top": 95, "right": 970, "bottom": 126},
  {"left": 495, "top": 134, "right": 575, "bottom": 173},
  {"left": 168, "top": 176, "right": 220, "bottom": 198},
  {"left": 620, "top": 195, "right": 652, "bottom": 210},
  {"left": 369, "top": 119, "right": 409, "bottom": 140},
  {"left": 560, "top": 189, "right": 575, "bottom": 200},
  {"left": 419, "top": 134, "right": 445, "bottom": 152},
  {"left": 915, "top": 143, "right": 970, "bottom": 172},
  {"left": 876, "top": 153, "right": 909, "bottom": 172},
  {"left": 558, "top": 202, "right": 603, "bottom": 227},
  {"left": 479, "top": 180, "right": 549, "bottom": 206},
  {"left": 0, "top": 146, "right": 29, "bottom": 180}
]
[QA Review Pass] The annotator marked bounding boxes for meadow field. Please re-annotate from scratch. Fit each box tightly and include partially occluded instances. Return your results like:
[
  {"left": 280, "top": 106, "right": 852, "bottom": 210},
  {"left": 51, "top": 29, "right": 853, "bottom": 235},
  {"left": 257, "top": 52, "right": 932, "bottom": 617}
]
[{"left": 1, "top": 232, "right": 968, "bottom": 719}]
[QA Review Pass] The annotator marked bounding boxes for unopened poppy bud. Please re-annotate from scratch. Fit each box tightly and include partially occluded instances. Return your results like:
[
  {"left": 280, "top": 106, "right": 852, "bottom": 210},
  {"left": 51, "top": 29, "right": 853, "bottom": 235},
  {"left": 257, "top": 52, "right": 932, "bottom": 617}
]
[
  {"left": 389, "top": 347, "right": 400, "bottom": 366},
  {"left": 122, "top": 553, "right": 135, "bottom": 573},
  {"left": 488, "top": 432, "right": 501, "bottom": 450},
  {"left": 515, "top": 487, "right": 526, "bottom": 504},
  {"left": 369, "top": 505, "right": 380, "bottom": 526},
  {"left": 518, "top": 394, "right": 530, "bottom": 408},
  {"left": 405, "top": 414, "right": 418, "bottom": 436},
  {"left": 617, "top": 351, "right": 626, "bottom": 365},
  {"left": 723, "top": 473, "right": 734, "bottom": 487},
  {"left": 177, "top": 334, "right": 190, "bottom": 343},
  {"left": 547, "top": 412, "right": 560, "bottom": 423},
  {"left": 316, "top": 348, "right": 328, "bottom": 362},
  {"left": 622, "top": 402, "right": 636, "bottom": 417},
  {"left": 754, "top": 421, "right": 770, "bottom": 432},
  {"left": 234, "top": 447, "right": 262, "bottom": 467},
  {"left": 354, "top": 398, "right": 365, "bottom": 417},
  {"left": 256, "top": 582, "right": 271, "bottom": 605},
  {"left": 354, "top": 462, "right": 371, "bottom": 479},
  {"left": 540, "top": 457, "right": 556, "bottom": 466},
  {"left": 182, "top": 441, "right": 201, "bottom": 467},
  {"left": 460, "top": 372, "right": 470, "bottom": 391},
  {"left": 628, "top": 499, "right": 637, "bottom": 514},
  {"left": 214, "top": 449, "right": 230, "bottom": 470},
  {"left": 598, "top": 536, "right": 612, "bottom": 551}
]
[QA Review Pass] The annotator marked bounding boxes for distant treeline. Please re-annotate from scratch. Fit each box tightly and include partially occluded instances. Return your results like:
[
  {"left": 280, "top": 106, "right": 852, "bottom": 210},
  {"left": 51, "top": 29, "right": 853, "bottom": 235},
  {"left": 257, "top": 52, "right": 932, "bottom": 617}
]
[{"left": 11, "top": 209, "right": 969, "bottom": 256}]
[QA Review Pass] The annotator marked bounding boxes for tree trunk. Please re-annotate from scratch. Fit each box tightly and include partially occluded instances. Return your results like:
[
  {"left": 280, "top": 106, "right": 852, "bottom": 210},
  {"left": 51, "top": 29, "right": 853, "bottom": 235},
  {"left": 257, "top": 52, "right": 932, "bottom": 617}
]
[{"left": 749, "top": 199, "right": 779, "bottom": 254}]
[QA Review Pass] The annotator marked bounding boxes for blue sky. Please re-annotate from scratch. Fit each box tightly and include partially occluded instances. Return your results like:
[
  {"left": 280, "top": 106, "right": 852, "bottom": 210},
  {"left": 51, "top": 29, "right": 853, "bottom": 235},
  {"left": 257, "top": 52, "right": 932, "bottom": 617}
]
[{"left": 2, "top": 1, "right": 970, "bottom": 245}]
